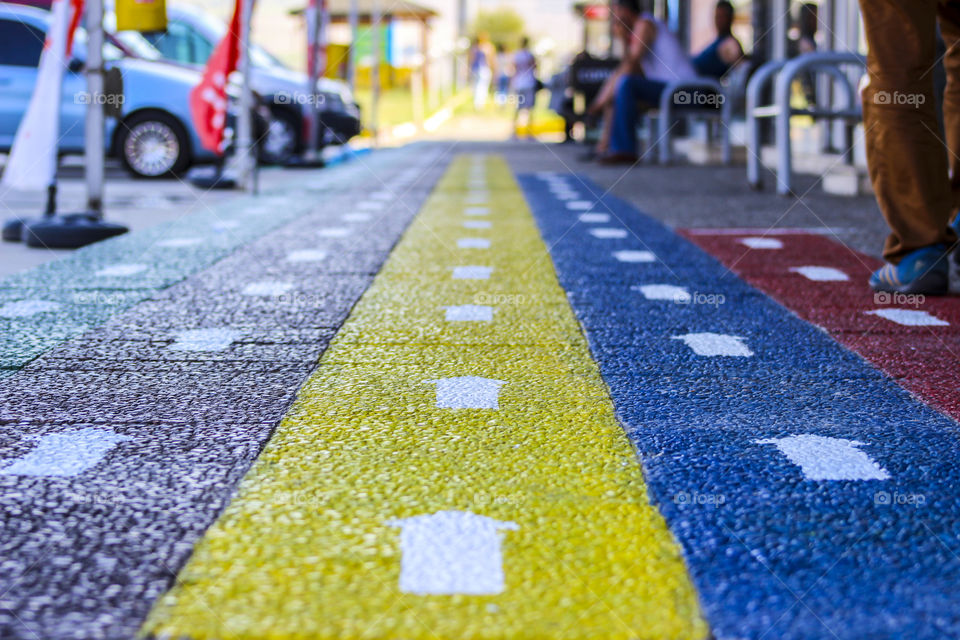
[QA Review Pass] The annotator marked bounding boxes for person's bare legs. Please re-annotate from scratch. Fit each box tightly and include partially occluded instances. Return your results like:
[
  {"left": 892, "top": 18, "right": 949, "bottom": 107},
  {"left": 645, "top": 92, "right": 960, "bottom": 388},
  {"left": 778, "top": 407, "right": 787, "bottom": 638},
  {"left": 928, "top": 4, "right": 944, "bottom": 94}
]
[{"left": 595, "top": 104, "right": 614, "bottom": 154}]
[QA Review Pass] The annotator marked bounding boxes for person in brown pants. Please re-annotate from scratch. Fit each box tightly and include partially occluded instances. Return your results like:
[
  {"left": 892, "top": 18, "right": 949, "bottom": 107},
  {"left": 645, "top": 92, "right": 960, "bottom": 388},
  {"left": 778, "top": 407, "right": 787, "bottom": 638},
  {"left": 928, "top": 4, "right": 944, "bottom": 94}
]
[{"left": 861, "top": 0, "right": 960, "bottom": 294}]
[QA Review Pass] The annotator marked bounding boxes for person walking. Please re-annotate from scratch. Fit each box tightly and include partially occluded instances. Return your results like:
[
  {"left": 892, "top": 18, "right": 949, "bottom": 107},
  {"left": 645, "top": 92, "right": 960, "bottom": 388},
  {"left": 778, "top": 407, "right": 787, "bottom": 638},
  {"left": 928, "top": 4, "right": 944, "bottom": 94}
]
[
  {"left": 494, "top": 44, "right": 511, "bottom": 107},
  {"left": 511, "top": 37, "right": 538, "bottom": 139},
  {"left": 469, "top": 35, "right": 495, "bottom": 111},
  {"left": 859, "top": 1, "right": 960, "bottom": 294}
]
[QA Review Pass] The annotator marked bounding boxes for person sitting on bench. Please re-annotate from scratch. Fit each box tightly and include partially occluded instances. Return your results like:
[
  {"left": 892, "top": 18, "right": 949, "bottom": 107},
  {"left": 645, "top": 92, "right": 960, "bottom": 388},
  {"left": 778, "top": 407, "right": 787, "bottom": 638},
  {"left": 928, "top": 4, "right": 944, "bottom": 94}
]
[
  {"left": 586, "top": 0, "right": 742, "bottom": 165},
  {"left": 692, "top": 1, "right": 744, "bottom": 79}
]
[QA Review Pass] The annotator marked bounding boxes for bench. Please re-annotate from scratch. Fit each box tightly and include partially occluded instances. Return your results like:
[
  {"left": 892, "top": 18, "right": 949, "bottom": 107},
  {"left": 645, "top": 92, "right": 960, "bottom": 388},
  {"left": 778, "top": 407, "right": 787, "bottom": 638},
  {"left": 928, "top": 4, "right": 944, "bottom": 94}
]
[{"left": 745, "top": 51, "right": 867, "bottom": 195}]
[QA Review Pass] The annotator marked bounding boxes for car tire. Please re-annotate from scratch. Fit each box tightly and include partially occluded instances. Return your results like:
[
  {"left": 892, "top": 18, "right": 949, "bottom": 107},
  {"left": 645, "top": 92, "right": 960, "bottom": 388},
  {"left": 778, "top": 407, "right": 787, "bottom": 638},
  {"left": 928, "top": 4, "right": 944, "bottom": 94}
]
[
  {"left": 260, "top": 106, "right": 299, "bottom": 166},
  {"left": 117, "top": 111, "right": 191, "bottom": 179}
]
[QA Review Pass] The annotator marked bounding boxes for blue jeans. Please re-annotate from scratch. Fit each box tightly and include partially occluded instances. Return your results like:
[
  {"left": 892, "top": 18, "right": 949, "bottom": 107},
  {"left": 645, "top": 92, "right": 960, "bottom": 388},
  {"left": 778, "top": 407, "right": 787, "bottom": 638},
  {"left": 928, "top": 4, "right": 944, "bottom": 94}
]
[{"left": 610, "top": 75, "right": 667, "bottom": 155}]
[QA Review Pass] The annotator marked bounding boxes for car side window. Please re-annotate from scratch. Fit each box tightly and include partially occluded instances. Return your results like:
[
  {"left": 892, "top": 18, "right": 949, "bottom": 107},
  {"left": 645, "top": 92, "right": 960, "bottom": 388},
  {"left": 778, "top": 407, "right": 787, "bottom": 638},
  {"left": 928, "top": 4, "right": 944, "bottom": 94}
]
[
  {"left": 189, "top": 29, "right": 214, "bottom": 64},
  {"left": 0, "top": 19, "right": 46, "bottom": 67},
  {"left": 146, "top": 20, "right": 194, "bottom": 64}
]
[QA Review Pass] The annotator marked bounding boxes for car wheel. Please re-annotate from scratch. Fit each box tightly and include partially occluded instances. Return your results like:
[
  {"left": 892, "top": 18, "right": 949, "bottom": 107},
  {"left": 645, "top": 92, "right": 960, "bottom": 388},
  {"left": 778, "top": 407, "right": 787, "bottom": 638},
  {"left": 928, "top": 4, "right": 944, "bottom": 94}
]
[
  {"left": 260, "top": 108, "right": 299, "bottom": 166},
  {"left": 118, "top": 112, "right": 190, "bottom": 178}
]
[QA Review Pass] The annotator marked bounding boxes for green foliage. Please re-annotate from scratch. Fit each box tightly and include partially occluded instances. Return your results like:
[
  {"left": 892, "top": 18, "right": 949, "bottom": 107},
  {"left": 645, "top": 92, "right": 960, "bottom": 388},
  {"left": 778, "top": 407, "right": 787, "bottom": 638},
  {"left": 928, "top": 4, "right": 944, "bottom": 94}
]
[{"left": 472, "top": 7, "right": 526, "bottom": 49}]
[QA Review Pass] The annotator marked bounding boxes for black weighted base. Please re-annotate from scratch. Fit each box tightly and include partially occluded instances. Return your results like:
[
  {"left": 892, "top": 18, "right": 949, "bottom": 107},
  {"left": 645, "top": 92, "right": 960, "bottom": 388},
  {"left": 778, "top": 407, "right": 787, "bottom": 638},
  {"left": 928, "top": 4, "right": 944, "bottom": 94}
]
[
  {"left": 22, "top": 214, "right": 128, "bottom": 249},
  {"left": 2, "top": 217, "right": 26, "bottom": 242},
  {"left": 187, "top": 166, "right": 238, "bottom": 190}
]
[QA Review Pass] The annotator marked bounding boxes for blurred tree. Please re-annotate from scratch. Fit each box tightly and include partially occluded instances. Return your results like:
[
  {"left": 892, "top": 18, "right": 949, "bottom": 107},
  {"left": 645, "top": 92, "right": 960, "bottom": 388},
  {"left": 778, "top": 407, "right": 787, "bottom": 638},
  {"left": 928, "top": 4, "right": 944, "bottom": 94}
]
[{"left": 472, "top": 8, "right": 526, "bottom": 49}]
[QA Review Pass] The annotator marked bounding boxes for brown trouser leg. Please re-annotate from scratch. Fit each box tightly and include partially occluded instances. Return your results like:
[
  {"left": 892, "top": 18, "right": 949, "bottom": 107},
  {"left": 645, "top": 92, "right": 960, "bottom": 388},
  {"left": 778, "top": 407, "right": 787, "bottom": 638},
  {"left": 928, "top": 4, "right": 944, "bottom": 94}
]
[
  {"left": 859, "top": 0, "right": 959, "bottom": 262},
  {"left": 939, "top": 2, "right": 960, "bottom": 208}
]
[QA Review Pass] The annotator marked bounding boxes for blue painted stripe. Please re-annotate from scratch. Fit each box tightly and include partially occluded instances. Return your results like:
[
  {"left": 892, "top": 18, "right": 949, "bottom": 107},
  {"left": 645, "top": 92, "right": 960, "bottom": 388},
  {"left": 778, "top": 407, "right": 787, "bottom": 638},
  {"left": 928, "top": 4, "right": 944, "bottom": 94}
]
[{"left": 519, "top": 174, "right": 960, "bottom": 640}]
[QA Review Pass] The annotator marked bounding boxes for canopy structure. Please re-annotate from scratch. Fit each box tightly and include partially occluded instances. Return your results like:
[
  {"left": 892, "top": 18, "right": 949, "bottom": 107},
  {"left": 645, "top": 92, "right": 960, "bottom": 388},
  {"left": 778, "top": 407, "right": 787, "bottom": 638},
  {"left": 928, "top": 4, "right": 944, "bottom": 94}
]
[{"left": 290, "top": 0, "right": 437, "bottom": 23}]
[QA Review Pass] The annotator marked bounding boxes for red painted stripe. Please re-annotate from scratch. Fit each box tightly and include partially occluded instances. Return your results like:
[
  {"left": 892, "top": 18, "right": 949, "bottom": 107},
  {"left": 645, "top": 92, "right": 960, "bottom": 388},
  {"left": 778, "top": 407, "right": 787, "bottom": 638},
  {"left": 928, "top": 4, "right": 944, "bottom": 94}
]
[{"left": 681, "top": 230, "right": 960, "bottom": 420}]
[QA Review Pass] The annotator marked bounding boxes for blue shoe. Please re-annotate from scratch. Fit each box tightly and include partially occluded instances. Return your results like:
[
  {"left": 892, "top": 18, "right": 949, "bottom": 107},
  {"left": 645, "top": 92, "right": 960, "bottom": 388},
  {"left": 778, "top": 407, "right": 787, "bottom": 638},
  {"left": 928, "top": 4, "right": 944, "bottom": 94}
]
[{"left": 869, "top": 244, "right": 949, "bottom": 294}]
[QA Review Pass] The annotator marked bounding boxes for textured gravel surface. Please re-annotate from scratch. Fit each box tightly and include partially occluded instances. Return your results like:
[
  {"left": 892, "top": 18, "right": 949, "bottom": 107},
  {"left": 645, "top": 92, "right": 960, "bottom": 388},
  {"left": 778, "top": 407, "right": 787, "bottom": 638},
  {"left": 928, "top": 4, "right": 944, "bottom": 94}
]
[{"left": 0, "top": 145, "right": 449, "bottom": 640}]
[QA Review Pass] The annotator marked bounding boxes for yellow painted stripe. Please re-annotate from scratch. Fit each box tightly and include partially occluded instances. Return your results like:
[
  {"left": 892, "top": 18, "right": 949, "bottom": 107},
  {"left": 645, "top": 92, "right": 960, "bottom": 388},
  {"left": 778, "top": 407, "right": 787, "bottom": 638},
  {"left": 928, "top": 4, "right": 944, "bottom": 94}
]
[{"left": 143, "top": 155, "right": 706, "bottom": 640}]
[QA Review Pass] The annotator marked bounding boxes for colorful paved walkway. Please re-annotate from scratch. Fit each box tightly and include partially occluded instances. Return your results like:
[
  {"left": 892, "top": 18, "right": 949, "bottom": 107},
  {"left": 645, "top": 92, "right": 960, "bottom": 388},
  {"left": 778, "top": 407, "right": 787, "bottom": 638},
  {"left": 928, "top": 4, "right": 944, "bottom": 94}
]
[{"left": 0, "top": 148, "right": 958, "bottom": 640}]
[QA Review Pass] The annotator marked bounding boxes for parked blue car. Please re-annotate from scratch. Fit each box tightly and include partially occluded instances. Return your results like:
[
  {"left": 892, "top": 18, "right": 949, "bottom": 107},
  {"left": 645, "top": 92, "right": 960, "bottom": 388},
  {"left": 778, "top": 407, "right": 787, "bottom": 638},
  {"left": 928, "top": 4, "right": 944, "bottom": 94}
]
[{"left": 0, "top": 2, "right": 221, "bottom": 178}]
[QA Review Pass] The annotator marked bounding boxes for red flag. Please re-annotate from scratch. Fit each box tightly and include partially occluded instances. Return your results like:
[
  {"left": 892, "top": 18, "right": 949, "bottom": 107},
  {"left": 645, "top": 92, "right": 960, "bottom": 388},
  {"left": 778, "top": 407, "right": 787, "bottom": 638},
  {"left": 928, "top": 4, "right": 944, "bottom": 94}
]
[{"left": 189, "top": 0, "right": 243, "bottom": 154}]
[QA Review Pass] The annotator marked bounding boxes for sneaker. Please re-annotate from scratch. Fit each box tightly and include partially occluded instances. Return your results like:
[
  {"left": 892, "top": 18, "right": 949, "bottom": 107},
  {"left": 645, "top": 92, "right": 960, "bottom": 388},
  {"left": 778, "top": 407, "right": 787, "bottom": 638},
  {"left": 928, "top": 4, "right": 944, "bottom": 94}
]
[{"left": 869, "top": 244, "right": 950, "bottom": 295}]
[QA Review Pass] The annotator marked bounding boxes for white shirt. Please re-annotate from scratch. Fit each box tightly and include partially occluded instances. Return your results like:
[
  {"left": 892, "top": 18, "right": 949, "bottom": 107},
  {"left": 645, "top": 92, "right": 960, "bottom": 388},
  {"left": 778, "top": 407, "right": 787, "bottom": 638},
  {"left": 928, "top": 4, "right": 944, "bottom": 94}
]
[
  {"left": 512, "top": 49, "right": 537, "bottom": 90},
  {"left": 640, "top": 13, "right": 696, "bottom": 82}
]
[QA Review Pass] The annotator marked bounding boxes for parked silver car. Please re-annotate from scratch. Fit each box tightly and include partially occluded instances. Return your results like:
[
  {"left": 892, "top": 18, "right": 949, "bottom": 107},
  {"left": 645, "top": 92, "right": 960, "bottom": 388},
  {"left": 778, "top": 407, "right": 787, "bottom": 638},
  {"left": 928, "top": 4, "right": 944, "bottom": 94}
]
[
  {"left": 0, "top": 2, "right": 229, "bottom": 178},
  {"left": 128, "top": 4, "right": 362, "bottom": 164}
]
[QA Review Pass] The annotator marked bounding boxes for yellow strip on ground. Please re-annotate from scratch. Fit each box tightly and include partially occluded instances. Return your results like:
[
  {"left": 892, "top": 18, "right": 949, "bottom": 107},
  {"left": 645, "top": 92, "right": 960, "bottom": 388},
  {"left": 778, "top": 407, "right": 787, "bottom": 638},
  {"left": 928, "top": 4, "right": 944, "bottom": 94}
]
[{"left": 143, "top": 155, "right": 707, "bottom": 640}]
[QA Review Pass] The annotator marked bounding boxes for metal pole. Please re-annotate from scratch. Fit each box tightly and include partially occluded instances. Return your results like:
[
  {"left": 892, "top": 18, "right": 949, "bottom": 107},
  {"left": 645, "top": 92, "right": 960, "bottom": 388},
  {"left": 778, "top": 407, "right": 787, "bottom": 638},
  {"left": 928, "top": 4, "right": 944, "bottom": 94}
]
[
  {"left": 371, "top": 0, "right": 381, "bottom": 144},
  {"left": 235, "top": 0, "right": 255, "bottom": 190},
  {"left": 456, "top": 0, "right": 466, "bottom": 91},
  {"left": 348, "top": 0, "right": 358, "bottom": 94},
  {"left": 85, "top": 0, "right": 105, "bottom": 217},
  {"left": 306, "top": 0, "right": 324, "bottom": 159},
  {"left": 772, "top": 0, "right": 788, "bottom": 61}
]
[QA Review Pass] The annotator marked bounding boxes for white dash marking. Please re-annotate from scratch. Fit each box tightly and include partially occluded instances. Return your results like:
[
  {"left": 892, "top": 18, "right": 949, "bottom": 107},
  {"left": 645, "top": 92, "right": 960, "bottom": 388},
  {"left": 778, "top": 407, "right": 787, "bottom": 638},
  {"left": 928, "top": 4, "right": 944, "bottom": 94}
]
[
  {"left": 211, "top": 220, "right": 241, "bottom": 231},
  {"left": 371, "top": 190, "right": 394, "bottom": 201},
  {"left": 0, "top": 300, "right": 62, "bottom": 318},
  {"left": 318, "top": 227, "right": 352, "bottom": 238},
  {"left": 589, "top": 228, "right": 628, "bottom": 239},
  {"left": 613, "top": 250, "right": 656, "bottom": 263},
  {"left": 865, "top": 309, "right": 949, "bottom": 327},
  {"left": 156, "top": 237, "right": 203, "bottom": 248},
  {"left": 672, "top": 332, "right": 753, "bottom": 357},
  {"left": 170, "top": 328, "right": 241, "bottom": 352},
  {"left": 458, "top": 238, "right": 491, "bottom": 249},
  {"left": 579, "top": 213, "right": 611, "bottom": 223},
  {"left": 739, "top": 237, "right": 783, "bottom": 249},
  {"left": 789, "top": 266, "right": 850, "bottom": 282},
  {"left": 465, "top": 207, "right": 490, "bottom": 216},
  {"left": 426, "top": 376, "right": 506, "bottom": 409},
  {"left": 342, "top": 212, "right": 372, "bottom": 223},
  {"left": 452, "top": 266, "right": 492, "bottom": 280},
  {"left": 566, "top": 200, "right": 594, "bottom": 210},
  {"left": 463, "top": 220, "right": 492, "bottom": 229},
  {"left": 286, "top": 249, "right": 328, "bottom": 263},
  {"left": 553, "top": 192, "right": 579, "bottom": 201},
  {"left": 443, "top": 305, "right": 494, "bottom": 322},
  {"left": 0, "top": 428, "right": 131, "bottom": 477},
  {"left": 95, "top": 264, "right": 147, "bottom": 277},
  {"left": 634, "top": 284, "right": 691, "bottom": 303},
  {"left": 756, "top": 435, "right": 890, "bottom": 481},
  {"left": 358, "top": 201, "right": 386, "bottom": 211},
  {"left": 242, "top": 281, "right": 294, "bottom": 296},
  {"left": 387, "top": 510, "right": 519, "bottom": 595}
]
